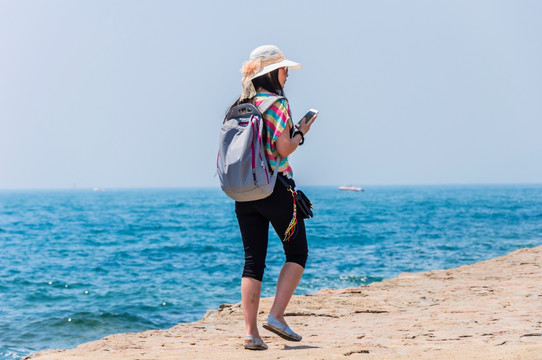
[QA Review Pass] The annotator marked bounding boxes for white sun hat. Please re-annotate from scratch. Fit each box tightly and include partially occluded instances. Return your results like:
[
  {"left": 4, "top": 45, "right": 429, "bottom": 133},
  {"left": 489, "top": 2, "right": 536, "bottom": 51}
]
[{"left": 240, "top": 45, "right": 302, "bottom": 100}]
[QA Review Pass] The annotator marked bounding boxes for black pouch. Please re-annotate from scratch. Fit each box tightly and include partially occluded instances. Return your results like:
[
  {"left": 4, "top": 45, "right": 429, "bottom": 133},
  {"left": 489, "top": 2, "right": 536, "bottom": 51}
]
[
  {"left": 278, "top": 176, "right": 313, "bottom": 220},
  {"left": 295, "top": 190, "right": 313, "bottom": 219}
]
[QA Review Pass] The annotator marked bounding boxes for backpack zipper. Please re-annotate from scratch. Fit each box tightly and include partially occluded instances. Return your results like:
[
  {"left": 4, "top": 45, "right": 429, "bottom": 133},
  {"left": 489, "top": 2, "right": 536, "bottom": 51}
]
[
  {"left": 261, "top": 156, "right": 269, "bottom": 183},
  {"left": 251, "top": 119, "right": 256, "bottom": 181},
  {"left": 256, "top": 118, "right": 270, "bottom": 183}
]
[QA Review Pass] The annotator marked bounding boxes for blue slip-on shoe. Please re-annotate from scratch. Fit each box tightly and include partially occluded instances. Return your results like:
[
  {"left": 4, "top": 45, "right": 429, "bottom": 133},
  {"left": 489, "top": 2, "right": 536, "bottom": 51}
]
[
  {"left": 262, "top": 314, "right": 302, "bottom": 342},
  {"left": 243, "top": 335, "right": 268, "bottom": 350}
]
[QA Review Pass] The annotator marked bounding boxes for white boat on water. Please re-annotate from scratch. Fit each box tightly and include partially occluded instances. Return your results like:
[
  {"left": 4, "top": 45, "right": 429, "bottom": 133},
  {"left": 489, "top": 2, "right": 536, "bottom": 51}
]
[{"left": 338, "top": 185, "right": 364, "bottom": 192}]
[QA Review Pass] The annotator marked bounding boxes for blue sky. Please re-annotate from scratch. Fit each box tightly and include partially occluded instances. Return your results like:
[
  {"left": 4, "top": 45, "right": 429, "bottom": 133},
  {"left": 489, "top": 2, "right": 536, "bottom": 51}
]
[{"left": 1, "top": 0, "right": 541, "bottom": 189}]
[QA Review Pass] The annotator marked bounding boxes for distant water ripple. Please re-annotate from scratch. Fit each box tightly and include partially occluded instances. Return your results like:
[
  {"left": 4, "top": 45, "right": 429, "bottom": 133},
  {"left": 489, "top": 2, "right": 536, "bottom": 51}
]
[{"left": 0, "top": 185, "right": 541, "bottom": 359}]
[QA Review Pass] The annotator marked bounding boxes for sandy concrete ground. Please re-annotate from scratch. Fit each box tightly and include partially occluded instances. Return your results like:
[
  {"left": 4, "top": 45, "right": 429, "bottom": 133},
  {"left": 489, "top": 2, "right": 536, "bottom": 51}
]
[{"left": 25, "top": 246, "right": 542, "bottom": 360}]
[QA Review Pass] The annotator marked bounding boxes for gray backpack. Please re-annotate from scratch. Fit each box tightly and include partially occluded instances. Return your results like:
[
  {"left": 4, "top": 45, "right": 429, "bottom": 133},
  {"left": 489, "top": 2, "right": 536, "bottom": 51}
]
[{"left": 217, "top": 96, "right": 283, "bottom": 202}]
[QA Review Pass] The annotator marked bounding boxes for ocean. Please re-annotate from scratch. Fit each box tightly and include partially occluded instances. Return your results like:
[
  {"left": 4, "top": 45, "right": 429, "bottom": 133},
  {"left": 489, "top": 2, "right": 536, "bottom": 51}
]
[{"left": 1, "top": 185, "right": 541, "bottom": 359}]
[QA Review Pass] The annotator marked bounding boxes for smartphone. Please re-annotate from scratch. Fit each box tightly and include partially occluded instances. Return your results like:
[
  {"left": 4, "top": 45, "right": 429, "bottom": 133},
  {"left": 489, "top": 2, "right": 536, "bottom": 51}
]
[{"left": 298, "top": 109, "right": 319, "bottom": 125}]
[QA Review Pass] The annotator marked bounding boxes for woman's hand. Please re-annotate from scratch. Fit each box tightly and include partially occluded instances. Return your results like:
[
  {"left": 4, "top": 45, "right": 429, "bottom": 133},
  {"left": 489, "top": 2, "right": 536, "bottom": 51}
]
[{"left": 295, "top": 114, "right": 317, "bottom": 135}]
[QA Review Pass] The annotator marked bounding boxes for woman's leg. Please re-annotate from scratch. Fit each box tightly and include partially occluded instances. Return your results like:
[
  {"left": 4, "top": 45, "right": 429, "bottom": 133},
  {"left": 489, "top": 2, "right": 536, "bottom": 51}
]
[
  {"left": 267, "top": 196, "right": 308, "bottom": 326},
  {"left": 268, "top": 262, "right": 304, "bottom": 324},
  {"left": 241, "top": 277, "right": 262, "bottom": 337},
  {"left": 235, "top": 201, "right": 269, "bottom": 338}
]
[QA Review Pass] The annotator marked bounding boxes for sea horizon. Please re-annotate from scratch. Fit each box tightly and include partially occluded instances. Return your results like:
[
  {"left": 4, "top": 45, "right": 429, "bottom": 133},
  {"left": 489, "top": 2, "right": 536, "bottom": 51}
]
[{"left": 1, "top": 182, "right": 542, "bottom": 192}]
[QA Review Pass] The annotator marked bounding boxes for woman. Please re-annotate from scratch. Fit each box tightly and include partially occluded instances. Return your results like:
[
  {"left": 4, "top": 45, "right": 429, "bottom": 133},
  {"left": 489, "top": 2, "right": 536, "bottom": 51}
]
[{"left": 229, "top": 45, "right": 317, "bottom": 350}]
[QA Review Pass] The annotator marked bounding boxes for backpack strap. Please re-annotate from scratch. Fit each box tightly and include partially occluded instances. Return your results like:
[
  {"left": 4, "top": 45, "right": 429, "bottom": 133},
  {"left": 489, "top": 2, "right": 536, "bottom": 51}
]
[
  {"left": 255, "top": 95, "right": 284, "bottom": 175},
  {"left": 277, "top": 174, "right": 291, "bottom": 188},
  {"left": 256, "top": 95, "right": 284, "bottom": 114}
]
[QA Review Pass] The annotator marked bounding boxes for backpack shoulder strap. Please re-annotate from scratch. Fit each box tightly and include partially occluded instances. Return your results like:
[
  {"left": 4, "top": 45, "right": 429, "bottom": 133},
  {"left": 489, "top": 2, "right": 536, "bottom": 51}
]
[{"left": 256, "top": 95, "right": 284, "bottom": 115}]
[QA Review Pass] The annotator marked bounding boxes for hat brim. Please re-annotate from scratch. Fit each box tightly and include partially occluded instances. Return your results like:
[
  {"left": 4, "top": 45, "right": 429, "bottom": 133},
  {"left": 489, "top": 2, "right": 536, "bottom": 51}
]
[{"left": 249, "top": 59, "right": 302, "bottom": 80}]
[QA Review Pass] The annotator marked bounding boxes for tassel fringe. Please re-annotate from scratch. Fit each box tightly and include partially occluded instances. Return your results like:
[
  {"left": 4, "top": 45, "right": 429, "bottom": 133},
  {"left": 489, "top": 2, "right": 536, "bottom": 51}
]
[{"left": 283, "top": 188, "right": 298, "bottom": 242}]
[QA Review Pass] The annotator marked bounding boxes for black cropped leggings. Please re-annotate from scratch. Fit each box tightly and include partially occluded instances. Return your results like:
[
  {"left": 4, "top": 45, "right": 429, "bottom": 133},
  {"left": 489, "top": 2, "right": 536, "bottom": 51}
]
[{"left": 235, "top": 174, "right": 308, "bottom": 282}]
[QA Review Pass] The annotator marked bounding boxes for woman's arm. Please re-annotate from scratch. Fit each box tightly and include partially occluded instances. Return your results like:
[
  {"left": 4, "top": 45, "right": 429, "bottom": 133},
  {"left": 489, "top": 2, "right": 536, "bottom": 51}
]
[{"left": 275, "top": 114, "right": 317, "bottom": 158}]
